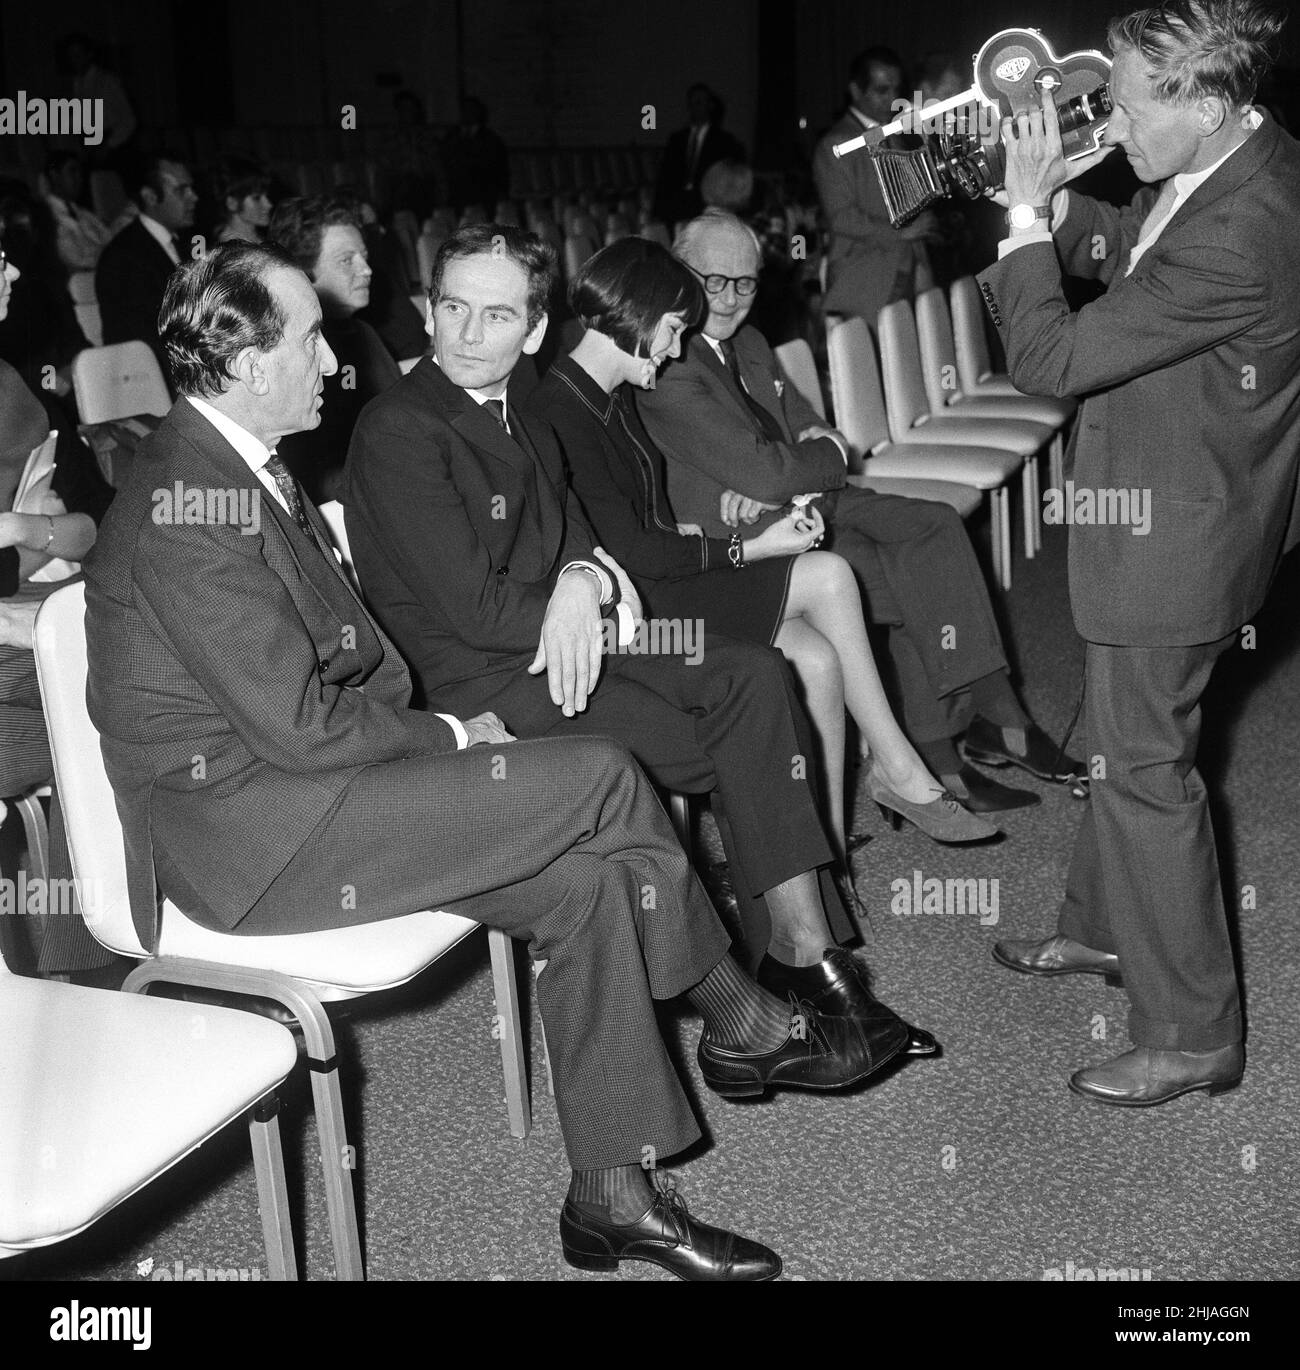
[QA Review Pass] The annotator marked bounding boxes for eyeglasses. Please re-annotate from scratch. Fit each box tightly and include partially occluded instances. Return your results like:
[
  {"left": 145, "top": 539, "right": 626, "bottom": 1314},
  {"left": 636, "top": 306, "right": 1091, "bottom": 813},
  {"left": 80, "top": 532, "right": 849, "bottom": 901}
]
[{"left": 686, "top": 263, "right": 759, "bottom": 297}]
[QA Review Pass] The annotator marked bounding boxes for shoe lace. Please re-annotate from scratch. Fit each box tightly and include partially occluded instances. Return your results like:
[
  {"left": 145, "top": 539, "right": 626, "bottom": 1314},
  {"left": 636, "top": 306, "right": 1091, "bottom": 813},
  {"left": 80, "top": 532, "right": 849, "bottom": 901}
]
[
  {"left": 785, "top": 991, "right": 832, "bottom": 1056},
  {"left": 649, "top": 1170, "right": 691, "bottom": 1247}
]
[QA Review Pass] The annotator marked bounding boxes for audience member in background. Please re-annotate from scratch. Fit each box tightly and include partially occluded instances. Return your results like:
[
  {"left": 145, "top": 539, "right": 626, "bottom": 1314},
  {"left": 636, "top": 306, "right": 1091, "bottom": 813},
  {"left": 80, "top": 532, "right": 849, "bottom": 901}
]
[
  {"left": 529, "top": 238, "right": 995, "bottom": 871},
  {"left": 654, "top": 83, "right": 745, "bottom": 226},
  {"left": 0, "top": 188, "right": 88, "bottom": 402},
  {"left": 58, "top": 32, "right": 138, "bottom": 169},
  {"left": 84, "top": 238, "right": 880, "bottom": 1281},
  {"left": 346, "top": 224, "right": 941, "bottom": 1065},
  {"left": 95, "top": 152, "right": 196, "bottom": 382},
  {"left": 639, "top": 211, "right": 1082, "bottom": 814},
  {"left": 813, "top": 46, "right": 940, "bottom": 328},
  {"left": 43, "top": 151, "right": 111, "bottom": 272},
  {"left": 0, "top": 246, "right": 115, "bottom": 980},
  {"left": 331, "top": 188, "right": 429, "bottom": 364},
  {"left": 915, "top": 51, "right": 984, "bottom": 286},
  {"left": 211, "top": 156, "right": 274, "bottom": 245},
  {"left": 700, "top": 158, "right": 754, "bottom": 215},
  {"left": 444, "top": 97, "right": 510, "bottom": 217},
  {"left": 268, "top": 195, "right": 401, "bottom": 504}
]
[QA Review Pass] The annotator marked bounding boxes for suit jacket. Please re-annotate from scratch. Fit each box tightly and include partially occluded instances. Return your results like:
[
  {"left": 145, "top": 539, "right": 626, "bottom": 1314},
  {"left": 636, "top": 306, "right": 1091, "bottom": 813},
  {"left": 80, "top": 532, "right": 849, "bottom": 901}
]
[
  {"left": 95, "top": 218, "right": 178, "bottom": 379},
  {"left": 654, "top": 123, "right": 744, "bottom": 222},
  {"left": 84, "top": 398, "right": 456, "bottom": 948},
  {"left": 813, "top": 111, "right": 929, "bottom": 324},
  {"left": 636, "top": 327, "right": 847, "bottom": 538},
  {"left": 343, "top": 358, "right": 599, "bottom": 713},
  {"left": 978, "top": 111, "right": 1300, "bottom": 647}
]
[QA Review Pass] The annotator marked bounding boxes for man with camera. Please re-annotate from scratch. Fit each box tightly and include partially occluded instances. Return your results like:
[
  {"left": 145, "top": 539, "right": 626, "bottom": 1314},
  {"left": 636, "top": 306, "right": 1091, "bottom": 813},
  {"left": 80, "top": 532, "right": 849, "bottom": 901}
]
[{"left": 982, "top": 0, "right": 1299, "bottom": 1105}]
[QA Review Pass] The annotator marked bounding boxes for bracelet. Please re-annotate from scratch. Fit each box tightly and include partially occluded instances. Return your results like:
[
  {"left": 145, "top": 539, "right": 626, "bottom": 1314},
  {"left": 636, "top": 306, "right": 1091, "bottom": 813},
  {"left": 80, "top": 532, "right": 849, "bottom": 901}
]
[
  {"left": 44, "top": 515, "right": 54, "bottom": 550},
  {"left": 727, "top": 531, "right": 745, "bottom": 570}
]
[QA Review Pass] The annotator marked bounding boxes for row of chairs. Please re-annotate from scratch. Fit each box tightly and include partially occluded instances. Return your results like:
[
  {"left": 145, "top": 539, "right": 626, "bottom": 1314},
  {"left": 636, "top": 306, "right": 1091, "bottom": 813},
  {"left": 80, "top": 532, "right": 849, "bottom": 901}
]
[{"left": 777, "top": 278, "right": 1076, "bottom": 590}]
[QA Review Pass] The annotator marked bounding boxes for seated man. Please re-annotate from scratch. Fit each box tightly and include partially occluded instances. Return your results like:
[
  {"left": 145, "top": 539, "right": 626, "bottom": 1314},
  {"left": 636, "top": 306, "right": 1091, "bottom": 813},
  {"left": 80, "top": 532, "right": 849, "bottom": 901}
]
[
  {"left": 267, "top": 195, "right": 402, "bottom": 504},
  {"left": 344, "top": 224, "right": 936, "bottom": 1054},
  {"left": 82, "top": 240, "right": 885, "bottom": 1282},
  {"left": 637, "top": 209, "right": 1081, "bottom": 811},
  {"left": 43, "top": 151, "right": 112, "bottom": 271},
  {"left": 95, "top": 152, "right": 197, "bottom": 381}
]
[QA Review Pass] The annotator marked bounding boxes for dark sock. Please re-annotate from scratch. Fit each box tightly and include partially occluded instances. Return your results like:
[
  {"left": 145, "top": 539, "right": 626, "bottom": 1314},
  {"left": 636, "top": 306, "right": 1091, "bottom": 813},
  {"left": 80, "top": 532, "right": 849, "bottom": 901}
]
[
  {"left": 918, "top": 736, "right": 963, "bottom": 777},
  {"left": 686, "top": 952, "right": 792, "bottom": 1052},
  {"left": 568, "top": 1164, "right": 655, "bottom": 1224},
  {"left": 968, "top": 670, "right": 1030, "bottom": 730}
]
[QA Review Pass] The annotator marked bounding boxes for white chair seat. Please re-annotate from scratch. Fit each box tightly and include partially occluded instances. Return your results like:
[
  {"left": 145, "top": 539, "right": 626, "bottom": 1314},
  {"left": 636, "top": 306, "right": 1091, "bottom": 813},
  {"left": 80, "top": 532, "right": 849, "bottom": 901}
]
[
  {"left": 157, "top": 901, "right": 479, "bottom": 999},
  {"left": 0, "top": 977, "right": 296, "bottom": 1250},
  {"left": 944, "top": 393, "right": 1075, "bottom": 428},
  {"left": 856, "top": 444, "right": 1021, "bottom": 489},
  {"left": 903, "top": 414, "right": 1050, "bottom": 458},
  {"left": 847, "top": 473, "right": 981, "bottom": 518}
]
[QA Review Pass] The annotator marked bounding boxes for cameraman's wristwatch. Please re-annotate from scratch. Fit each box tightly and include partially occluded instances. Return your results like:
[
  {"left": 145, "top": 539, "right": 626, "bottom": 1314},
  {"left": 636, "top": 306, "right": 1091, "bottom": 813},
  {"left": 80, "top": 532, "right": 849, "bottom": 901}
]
[{"left": 1007, "top": 202, "right": 1053, "bottom": 231}]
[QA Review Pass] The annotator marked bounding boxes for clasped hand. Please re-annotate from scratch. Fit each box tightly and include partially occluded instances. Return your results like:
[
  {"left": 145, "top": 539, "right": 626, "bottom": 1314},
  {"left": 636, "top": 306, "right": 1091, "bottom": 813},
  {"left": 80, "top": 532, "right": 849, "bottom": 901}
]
[{"left": 997, "top": 89, "right": 1113, "bottom": 211}]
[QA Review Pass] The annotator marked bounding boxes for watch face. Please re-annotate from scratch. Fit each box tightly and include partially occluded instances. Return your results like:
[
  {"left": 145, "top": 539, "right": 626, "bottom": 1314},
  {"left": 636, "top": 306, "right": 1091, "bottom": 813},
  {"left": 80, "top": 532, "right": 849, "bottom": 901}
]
[{"left": 1010, "top": 204, "right": 1036, "bottom": 229}]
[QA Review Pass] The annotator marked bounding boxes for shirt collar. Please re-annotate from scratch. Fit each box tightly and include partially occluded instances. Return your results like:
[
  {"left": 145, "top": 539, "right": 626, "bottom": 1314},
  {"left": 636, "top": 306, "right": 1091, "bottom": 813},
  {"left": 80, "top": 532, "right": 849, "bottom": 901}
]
[
  {"left": 185, "top": 396, "right": 276, "bottom": 477},
  {"left": 1173, "top": 108, "right": 1263, "bottom": 197},
  {"left": 138, "top": 213, "right": 179, "bottom": 262},
  {"left": 849, "top": 107, "right": 881, "bottom": 131},
  {"left": 431, "top": 356, "right": 509, "bottom": 419}
]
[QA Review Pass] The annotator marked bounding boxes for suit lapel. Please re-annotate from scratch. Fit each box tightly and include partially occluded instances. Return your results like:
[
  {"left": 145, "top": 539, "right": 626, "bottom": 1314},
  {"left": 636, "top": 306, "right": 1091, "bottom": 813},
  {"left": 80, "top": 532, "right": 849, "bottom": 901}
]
[
  {"left": 689, "top": 334, "right": 758, "bottom": 432},
  {"left": 733, "top": 330, "right": 792, "bottom": 440}
]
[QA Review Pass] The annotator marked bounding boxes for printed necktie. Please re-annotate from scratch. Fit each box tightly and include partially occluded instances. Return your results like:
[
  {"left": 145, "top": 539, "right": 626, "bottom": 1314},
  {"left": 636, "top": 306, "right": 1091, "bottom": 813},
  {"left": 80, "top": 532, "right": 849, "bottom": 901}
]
[
  {"left": 719, "top": 339, "right": 786, "bottom": 443},
  {"left": 264, "top": 453, "right": 313, "bottom": 535}
]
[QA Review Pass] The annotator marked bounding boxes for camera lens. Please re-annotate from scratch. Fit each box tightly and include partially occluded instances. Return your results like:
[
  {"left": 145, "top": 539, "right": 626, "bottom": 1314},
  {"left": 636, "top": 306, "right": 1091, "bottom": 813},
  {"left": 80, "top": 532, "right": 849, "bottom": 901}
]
[{"left": 1057, "top": 84, "right": 1112, "bottom": 133}]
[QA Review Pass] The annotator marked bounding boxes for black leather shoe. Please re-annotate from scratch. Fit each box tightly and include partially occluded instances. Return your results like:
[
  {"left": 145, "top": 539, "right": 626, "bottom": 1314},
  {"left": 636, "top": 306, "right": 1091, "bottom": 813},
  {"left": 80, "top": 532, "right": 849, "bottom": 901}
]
[
  {"left": 757, "top": 947, "right": 941, "bottom": 1057},
  {"left": 698, "top": 997, "right": 905, "bottom": 1099},
  {"left": 964, "top": 717, "right": 1086, "bottom": 783},
  {"left": 1068, "top": 1044, "right": 1243, "bottom": 1107},
  {"left": 993, "top": 933, "right": 1123, "bottom": 987},
  {"left": 941, "top": 763, "right": 1040, "bottom": 813},
  {"left": 559, "top": 1182, "right": 782, "bottom": 1281}
]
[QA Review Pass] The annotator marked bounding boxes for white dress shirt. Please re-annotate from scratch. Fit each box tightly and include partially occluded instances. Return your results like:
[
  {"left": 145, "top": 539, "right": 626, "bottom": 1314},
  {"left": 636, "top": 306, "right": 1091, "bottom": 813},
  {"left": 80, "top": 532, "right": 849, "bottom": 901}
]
[
  {"left": 139, "top": 212, "right": 181, "bottom": 266},
  {"left": 184, "top": 396, "right": 469, "bottom": 748}
]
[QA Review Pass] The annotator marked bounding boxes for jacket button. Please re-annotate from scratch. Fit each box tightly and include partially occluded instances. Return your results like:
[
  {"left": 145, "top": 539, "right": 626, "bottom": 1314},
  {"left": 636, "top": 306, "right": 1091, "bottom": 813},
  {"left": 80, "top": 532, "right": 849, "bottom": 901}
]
[
  {"left": 497, "top": 565, "right": 509, "bottom": 576},
  {"left": 318, "top": 658, "right": 328, "bottom": 671}
]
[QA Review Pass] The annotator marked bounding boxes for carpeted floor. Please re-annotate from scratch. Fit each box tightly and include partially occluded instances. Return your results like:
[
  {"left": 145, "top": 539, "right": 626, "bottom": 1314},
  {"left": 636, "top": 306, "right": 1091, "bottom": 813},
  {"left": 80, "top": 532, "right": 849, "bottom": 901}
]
[{"left": 6, "top": 521, "right": 1298, "bottom": 1284}]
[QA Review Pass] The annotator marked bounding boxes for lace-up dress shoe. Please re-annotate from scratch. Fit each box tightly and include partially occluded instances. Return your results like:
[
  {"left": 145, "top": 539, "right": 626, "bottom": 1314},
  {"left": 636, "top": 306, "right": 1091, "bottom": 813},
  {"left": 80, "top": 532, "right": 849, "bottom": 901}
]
[
  {"left": 941, "top": 763, "right": 1040, "bottom": 813},
  {"left": 964, "top": 717, "right": 1085, "bottom": 783},
  {"left": 560, "top": 1186, "right": 782, "bottom": 1281},
  {"left": 1068, "top": 1044, "right": 1244, "bottom": 1107},
  {"left": 865, "top": 768, "right": 1001, "bottom": 844},
  {"left": 993, "top": 933, "right": 1123, "bottom": 986},
  {"left": 697, "top": 999, "right": 902, "bottom": 1099},
  {"left": 758, "top": 948, "right": 940, "bottom": 1057}
]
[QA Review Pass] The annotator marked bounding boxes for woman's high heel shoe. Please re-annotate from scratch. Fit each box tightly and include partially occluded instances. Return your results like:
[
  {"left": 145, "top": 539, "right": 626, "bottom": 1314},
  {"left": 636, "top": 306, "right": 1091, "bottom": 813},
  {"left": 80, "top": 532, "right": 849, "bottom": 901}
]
[{"left": 865, "top": 768, "right": 1001, "bottom": 844}]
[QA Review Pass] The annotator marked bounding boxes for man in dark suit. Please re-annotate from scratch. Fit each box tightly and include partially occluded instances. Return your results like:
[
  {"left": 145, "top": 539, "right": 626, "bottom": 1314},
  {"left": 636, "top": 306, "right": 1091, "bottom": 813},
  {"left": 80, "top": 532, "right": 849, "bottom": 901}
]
[
  {"left": 638, "top": 210, "right": 1078, "bottom": 811},
  {"left": 345, "top": 224, "right": 938, "bottom": 1066},
  {"left": 95, "top": 153, "right": 197, "bottom": 381},
  {"left": 985, "top": 0, "right": 1298, "bottom": 1105},
  {"left": 813, "top": 47, "right": 939, "bottom": 327},
  {"left": 83, "top": 240, "right": 882, "bottom": 1281},
  {"left": 654, "top": 84, "right": 745, "bottom": 226}
]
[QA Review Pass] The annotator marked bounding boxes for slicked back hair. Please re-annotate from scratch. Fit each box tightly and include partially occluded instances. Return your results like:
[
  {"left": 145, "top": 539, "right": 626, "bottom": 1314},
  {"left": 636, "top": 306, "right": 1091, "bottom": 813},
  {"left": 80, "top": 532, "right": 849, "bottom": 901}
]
[
  {"left": 672, "top": 208, "right": 763, "bottom": 273},
  {"left": 160, "top": 240, "right": 297, "bottom": 398},
  {"left": 265, "top": 195, "right": 361, "bottom": 279},
  {"left": 570, "top": 238, "right": 705, "bottom": 358},
  {"left": 428, "top": 223, "right": 556, "bottom": 331},
  {"left": 1108, "top": 0, "right": 1285, "bottom": 106}
]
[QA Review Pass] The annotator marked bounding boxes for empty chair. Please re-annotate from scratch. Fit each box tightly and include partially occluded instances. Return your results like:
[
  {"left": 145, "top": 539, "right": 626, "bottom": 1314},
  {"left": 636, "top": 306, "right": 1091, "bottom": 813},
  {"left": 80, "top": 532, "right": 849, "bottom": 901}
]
[
  {"left": 774, "top": 338, "right": 826, "bottom": 420},
  {"left": 67, "top": 271, "right": 96, "bottom": 306},
  {"left": 33, "top": 582, "right": 539, "bottom": 1280},
  {"left": 563, "top": 230, "right": 600, "bottom": 280},
  {"left": 950, "top": 274, "right": 1078, "bottom": 493},
  {"left": 1, "top": 946, "right": 300, "bottom": 1278},
  {"left": 72, "top": 342, "right": 170, "bottom": 425},
  {"left": 494, "top": 199, "right": 521, "bottom": 226},
  {"left": 74, "top": 303, "right": 103, "bottom": 348},
  {"left": 638, "top": 220, "right": 671, "bottom": 250},
  {"left": 828, "top": 315, "right": 1024, "bottom": 587},
  {"left": 604, "top": 213, "right": 632, "bottom": 245}
]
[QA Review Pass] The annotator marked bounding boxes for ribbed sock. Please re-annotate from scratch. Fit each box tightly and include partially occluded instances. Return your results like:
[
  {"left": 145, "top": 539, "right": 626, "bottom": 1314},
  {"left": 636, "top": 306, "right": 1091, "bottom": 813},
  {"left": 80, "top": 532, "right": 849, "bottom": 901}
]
[
  {"left": 968, "top": 669, "right": 1030, "bottom": 729},
  {"left": 686, "top": 952, "right": 792, "bottom": 1051},
  {"left": 568, "top": 1164, "right": 655, "bottom": 1224}
]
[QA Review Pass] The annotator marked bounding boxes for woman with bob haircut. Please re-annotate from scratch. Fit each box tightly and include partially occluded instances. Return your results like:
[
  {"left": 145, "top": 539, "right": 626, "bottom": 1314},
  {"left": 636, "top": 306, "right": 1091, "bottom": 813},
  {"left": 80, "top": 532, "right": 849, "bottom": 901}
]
[
  {"left": 527, "top": 237, "right": 995, "bottom": 853},
  {"left": 211, "top": 156, "right": 274, "bottom": 245}
]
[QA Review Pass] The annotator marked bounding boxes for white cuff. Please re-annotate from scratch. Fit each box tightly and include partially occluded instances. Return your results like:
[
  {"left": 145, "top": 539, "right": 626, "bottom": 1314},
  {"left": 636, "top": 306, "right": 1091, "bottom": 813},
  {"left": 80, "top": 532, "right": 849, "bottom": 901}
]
[
  {"left": 998, "top": 230, "right": 1054, "bottom": 259},
  {"left": 614, "top": 601, "right": 636, "bottom": 647},
  {"left": 559, "top": 560, "right": 613, "bottom": 604},
  {"left": 434, "top": 713, "right": 471, "bottom": 750}
]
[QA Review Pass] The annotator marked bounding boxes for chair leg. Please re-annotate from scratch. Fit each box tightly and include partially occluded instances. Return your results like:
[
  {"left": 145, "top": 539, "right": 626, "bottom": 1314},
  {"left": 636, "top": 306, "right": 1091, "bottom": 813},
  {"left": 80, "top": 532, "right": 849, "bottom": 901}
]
[
  {"left": 488, "top": 927, "right": 531, "bottom": 1139},
  {"left": 122, "top": 958, "right": 365, "bottom": 1281},
  {"left": 14, "top": 793, "right": 49, "bottom": 884},
  {"left": 1031, "top": 452, "right": 1043, "bottom": 553},
  {"left": 532, "top": 960, "right": 556, "bottom": 1097},
  {"left": 1049, "top": 431, "right": 1064, "bottom": 498},
  {"left": 990, "top": 487, "right": 1011, "bottom": 591},
  {"left": 249, "top": 1090, "right": 298, "bottom": 1281},
  {"left": 1021, "top": 460, "right": 1036, "bottom": 562},
  {"left": 669, "top": 792, "right": 690, "bottom": 846}
]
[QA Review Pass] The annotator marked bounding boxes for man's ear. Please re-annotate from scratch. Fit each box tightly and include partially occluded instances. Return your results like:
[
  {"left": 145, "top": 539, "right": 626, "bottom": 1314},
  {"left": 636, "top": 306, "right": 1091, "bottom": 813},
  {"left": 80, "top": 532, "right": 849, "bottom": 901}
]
[
  {"left": 521, "top": 311, "right": 549, "bottom": 356},
  {"left": 848, "top": 81, "right": 864, "bottom": 108},
  {"left": 232, "top": 346, "right": 270, "bottom": 396},
  {"left": 1198, "top": 96, "right": 1227, "bottom": 136},
  {"left": 424, "top": 296, "right": 436, "bottom": 339}
]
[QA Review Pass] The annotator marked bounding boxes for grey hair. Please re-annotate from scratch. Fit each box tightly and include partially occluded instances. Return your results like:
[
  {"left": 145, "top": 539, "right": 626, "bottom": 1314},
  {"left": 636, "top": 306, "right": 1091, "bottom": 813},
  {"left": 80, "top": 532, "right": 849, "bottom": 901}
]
[{"left": 671, "top": 208, "right": 762, "bottom": 268}]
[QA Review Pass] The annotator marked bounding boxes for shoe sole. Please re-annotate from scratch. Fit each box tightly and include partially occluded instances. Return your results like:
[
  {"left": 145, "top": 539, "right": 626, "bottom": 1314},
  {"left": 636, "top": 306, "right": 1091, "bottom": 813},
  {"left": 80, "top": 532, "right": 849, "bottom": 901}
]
[
  {"left": 991, "top": 945, "right": 1123, "bottom": 988},
  {"left": 873, "top": 801, "right": 1003, "bottom": 845},
  {"left": 702, "top": 1030, "right": 910, "bottom": 1100},
  {"left": 1067, "top": 1075, "right": 1243, "bottom": 1107},
  {"left": 563, "top": 1246, "right": 784, "bottom": 1280},
  {"left": 963, "top": 744, "right": 1081, "bottom": 785}
]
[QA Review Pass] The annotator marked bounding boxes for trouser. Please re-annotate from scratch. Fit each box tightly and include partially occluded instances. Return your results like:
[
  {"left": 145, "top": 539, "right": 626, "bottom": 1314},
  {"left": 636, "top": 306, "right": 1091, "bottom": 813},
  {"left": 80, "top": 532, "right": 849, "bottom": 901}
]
[
  {"left": 161, "top": 734, "right": 732, "bottom": 1170},
  {"left": 820, "top": 487, "right": 1009, "bottom": 743},
  {"left": 1057, "top": 635, "right": 1242, "bottom": 1051}
]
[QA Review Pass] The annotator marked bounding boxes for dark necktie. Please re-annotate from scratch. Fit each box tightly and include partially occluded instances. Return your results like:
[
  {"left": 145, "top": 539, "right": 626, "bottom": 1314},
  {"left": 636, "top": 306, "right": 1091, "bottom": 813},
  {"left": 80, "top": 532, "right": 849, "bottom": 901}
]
[
  {"left": 264, "top": 453, "right": 313, "bottom": 536},
  {"left": 482, "top": 397, "right": 509, "bottom": 433},
  {"left": 719, "top": 339, "right": 786, "bottom": 443}
]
